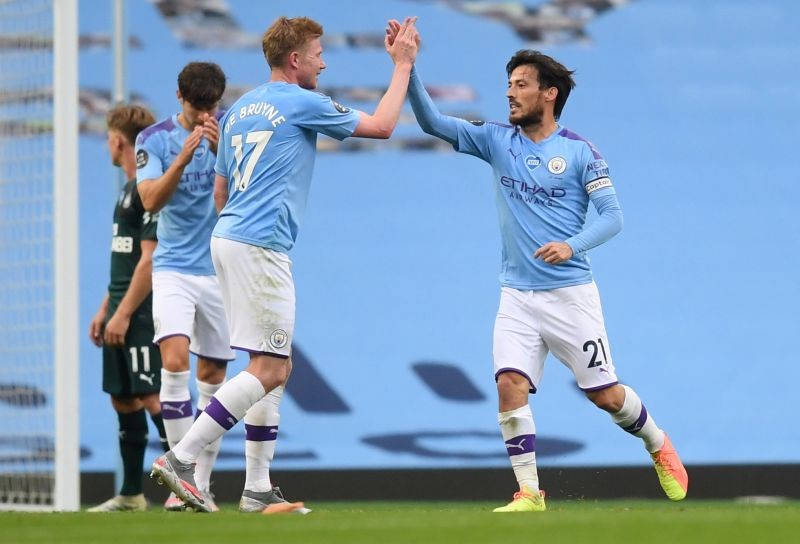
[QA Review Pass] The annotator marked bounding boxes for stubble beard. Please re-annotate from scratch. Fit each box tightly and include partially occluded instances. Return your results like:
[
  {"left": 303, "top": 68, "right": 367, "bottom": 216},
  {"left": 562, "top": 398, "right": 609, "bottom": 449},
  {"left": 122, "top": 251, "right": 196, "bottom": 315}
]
[{"left": 509, "top": 107, "right": 544, "bottom": 130}]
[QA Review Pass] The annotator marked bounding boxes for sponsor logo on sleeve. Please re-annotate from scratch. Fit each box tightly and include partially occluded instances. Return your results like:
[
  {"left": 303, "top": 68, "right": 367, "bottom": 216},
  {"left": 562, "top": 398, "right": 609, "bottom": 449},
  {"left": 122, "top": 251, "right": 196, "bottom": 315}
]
[
  {"left": 136, "top": 149, "right": 148, "bottom": 169},
  {"left": 587, "top": 159, "right": 609, "bottom": 178},
  {"left": 469, "top": 120, "right": 485, "bottom": 126},
  {"left": 587, "top": 159, "right": 608, "bottom": 172},
  {"left": 332, "top": 101, "right": 351, "bottom": 114},
  {"left": 585, "top": 177, "right": 613, "bottom": 194},
  {"left": 547, "top": 156, "right": 567, "bottom": 174}
]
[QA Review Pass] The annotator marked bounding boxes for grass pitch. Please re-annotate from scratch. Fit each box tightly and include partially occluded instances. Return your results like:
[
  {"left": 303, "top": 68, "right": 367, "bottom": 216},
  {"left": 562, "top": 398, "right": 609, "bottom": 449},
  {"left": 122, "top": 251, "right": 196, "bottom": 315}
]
[{"left": 3, "top": 500, "right": 800, "bottom": 544}]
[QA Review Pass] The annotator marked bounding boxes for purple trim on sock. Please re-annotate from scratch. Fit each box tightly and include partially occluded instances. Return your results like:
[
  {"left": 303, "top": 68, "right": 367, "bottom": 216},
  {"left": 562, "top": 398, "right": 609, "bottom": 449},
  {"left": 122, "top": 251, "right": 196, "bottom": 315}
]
[
  {"left": 505, "top": 434, "right": 536, "bottom": 456},
  {"left": 154, "top": 333, "right": 189, "bottom": 345},
  {"left": 230, "top": 345, "right": 289, "bottom": 359},
  {"left": 160, "top": 400, "right": 192, "bottom": 420},
  {"left": 195, "top": 408, "right": 203, "bottom": 421},
  {"left": 581, "top": 380, "right": 618, "bottom": 392},
  {"left": 623, "top": 405, "right": 649, "bottom": 434},
  {"left": 204, "top": 397, "right": 238, "bottom": 430},
  {"left": 245, "top": 424, "right": 279, "bottom": 441},
  {"left": 495, "top": 368, "right": 537, "bottom": 394}
]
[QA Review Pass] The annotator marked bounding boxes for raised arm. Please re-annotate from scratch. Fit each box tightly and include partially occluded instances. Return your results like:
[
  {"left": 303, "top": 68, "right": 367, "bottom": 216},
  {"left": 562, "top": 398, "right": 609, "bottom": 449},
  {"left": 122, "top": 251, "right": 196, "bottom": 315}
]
[
  {"left": 138, "top": 126, "right": 203, "bottom": 212},
  {"left": 351, "top": 17, "right": 419, "bottom": 139},
  {"left": 407, "top": 66, "right": 462, "bottom": 145}
]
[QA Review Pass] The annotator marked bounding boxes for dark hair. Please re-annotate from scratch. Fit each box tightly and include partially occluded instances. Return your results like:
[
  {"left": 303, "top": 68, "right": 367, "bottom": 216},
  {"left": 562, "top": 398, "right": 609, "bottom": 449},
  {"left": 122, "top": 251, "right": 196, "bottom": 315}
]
[
  {"left": 106, "top": 103, "right": 155, "bottom": 144},
  {"left": 506, "top": 50, "right": 575, "bottom": 120},
  {"left": 177, "top": 61, "right": 226, "bottom": 110},
  {"left": 262, "top": 16, "right": 323, "bottom": 68}
]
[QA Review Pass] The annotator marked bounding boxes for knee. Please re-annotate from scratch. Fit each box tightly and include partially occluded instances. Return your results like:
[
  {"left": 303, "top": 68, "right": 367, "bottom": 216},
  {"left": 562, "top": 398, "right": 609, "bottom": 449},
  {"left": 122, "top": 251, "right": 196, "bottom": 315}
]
[
  {"left": 249, "top": 357, "right": 290, "bottom": 392},
  {"left": 197, "top": 358, "right": 228, "bottom": 383},
  {"left": 263, "top": 364, "right": 290, "bottom": 391},
  {"left": 158, "top": 337, "right": 190, "bottom": 372},
  {"left": 139, "top": 394, "right": 161, "bottom": 414},
  {"left": 111, "top": 395, "right": 141, "bottom": 414},
  {"left": 496, "top": 372, "right": 530, "bottom": 405},
  {"left": 586, "top": 385, "right": 624, "bottom": 413},
  {"left": 161, "top": 351, "right": 189, "bottom": 372}
]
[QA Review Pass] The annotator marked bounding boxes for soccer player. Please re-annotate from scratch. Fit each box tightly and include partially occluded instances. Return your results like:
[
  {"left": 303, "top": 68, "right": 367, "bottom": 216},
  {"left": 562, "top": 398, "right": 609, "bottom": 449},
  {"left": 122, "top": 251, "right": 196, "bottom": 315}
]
[
  {"left": 402, "top": 42, "right": 689, "bottom": 511},
  {"left": 150, "top": 15, "right": 421, "bottom": 513},
  {"left": 135, "top": 62, "right": 236, "bottom": 511},
  {"left": 87, "top": 104, "right": 170, "bottom": 512}
]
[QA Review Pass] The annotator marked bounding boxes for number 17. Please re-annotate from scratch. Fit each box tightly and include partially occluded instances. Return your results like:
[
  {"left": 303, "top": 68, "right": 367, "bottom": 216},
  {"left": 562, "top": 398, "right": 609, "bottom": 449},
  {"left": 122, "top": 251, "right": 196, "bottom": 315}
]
[{"left": 231, "top": 130, "right": 273, "bottom": 192}]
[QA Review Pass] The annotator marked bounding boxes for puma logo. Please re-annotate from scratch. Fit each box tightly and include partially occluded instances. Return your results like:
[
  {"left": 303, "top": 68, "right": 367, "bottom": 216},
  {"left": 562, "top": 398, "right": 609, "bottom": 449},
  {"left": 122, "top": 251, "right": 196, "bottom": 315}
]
[
  {"left": 138, "top": 373, "right": 155, "bottom": 386},
  {"left": 227, "top": 416, "right": 236, "bottom": 427},
  {"left": 507, "top": 437, "right": 527, "bottom": 451},
  {"left": 162, "top": 403, "right": 187, "bottom": 416},
  {"left": 508, "top": 147, "right": 521, "bottom": 159}
]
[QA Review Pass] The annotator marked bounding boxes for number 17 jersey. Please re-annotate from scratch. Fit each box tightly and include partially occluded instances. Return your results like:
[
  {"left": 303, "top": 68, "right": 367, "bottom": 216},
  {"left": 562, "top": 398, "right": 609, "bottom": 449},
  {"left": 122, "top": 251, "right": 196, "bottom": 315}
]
[{"left": 213, "top": 82, "right": 360, "bottom": 252}]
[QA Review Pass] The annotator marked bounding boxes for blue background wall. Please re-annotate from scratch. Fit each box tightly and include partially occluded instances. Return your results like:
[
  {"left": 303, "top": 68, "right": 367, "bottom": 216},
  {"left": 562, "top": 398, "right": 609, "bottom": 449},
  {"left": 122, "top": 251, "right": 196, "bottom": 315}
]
[{"left": 76, "top": 0, "right": 799, "bottom": 471}]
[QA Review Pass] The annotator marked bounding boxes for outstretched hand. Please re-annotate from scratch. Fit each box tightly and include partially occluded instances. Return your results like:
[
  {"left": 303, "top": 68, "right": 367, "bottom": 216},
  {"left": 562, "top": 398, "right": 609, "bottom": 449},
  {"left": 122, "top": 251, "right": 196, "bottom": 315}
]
[{"left": 384, "top": 16, "right": 420, "bottom": 65}]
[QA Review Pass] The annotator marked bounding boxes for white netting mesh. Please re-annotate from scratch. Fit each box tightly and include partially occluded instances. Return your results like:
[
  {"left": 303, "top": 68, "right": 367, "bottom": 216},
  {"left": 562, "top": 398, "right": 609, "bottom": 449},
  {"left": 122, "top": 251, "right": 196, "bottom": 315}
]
[{"left": 0, "top": 0, "right": 57, "bottom": 508}]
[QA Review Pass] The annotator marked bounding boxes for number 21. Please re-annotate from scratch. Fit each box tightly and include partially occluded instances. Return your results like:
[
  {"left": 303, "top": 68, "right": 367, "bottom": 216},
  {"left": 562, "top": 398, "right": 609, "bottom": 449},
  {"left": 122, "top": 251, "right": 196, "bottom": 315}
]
[{"left": 583, "top": 338, "right": 608, "bottom": 368}]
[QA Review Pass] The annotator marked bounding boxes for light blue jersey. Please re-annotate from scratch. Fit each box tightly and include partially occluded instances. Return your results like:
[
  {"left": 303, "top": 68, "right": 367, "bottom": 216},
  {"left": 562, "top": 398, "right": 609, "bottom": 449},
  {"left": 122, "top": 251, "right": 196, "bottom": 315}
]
[
  {"left": 213, "top": 82, "right": 360, "bottom": 251},
  {"left": 135, "top": 113, "right": 221, "bottom": 275},
  {"left": 409, "top": 67, "right": 622, "bottom": 290}
]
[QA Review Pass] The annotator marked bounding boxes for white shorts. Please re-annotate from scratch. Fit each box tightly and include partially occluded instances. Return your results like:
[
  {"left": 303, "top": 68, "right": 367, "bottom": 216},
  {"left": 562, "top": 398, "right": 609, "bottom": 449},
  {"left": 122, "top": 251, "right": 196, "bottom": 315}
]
[
  {"left": 493, "top": 282, "right": 618, "bottom": 393},
  {"left": 210, "top": 237, "right": 295, "bottom": 358},
  {"left": 151, "top": 270, "right": 235, "bottom": 361}
]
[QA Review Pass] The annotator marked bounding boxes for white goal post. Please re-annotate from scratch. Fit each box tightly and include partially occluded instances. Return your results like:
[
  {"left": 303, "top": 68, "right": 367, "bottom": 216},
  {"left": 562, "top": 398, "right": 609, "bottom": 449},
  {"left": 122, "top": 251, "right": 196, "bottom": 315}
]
[{"left": 0, "top": 0, "right": 79, "bottom": 511}]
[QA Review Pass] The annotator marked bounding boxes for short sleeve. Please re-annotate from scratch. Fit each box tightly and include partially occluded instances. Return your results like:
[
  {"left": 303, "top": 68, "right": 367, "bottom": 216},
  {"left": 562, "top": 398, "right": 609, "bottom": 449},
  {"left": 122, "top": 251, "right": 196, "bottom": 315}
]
[
  {"left": 452, "top": 120, "right": 499, "bottom": 162},
  {"left": 296, "top": 92, "right": 361, "bottom": 141},
  {"left": 135, "top": 131, "right": 166, "bottom": 185}
]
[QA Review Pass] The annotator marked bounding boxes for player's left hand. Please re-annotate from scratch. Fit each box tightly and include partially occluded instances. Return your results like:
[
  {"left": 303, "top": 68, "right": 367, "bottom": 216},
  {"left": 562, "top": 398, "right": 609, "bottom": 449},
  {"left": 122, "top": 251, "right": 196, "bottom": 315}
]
[
  {"left": 534, "top": 241, "right": 573, "bottom": 265},
  {"left": 202, "top": 113, "right": 219, "bottom": 155},
  {"left": 103, "top": 312, "right": 130, "bottom": 347}
]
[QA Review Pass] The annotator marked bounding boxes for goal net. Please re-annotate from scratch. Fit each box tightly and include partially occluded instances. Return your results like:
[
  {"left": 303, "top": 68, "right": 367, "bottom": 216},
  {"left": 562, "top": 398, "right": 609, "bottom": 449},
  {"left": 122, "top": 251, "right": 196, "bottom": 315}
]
[{"left": 0, "top": 0, "right": 79, "bottom": 511}]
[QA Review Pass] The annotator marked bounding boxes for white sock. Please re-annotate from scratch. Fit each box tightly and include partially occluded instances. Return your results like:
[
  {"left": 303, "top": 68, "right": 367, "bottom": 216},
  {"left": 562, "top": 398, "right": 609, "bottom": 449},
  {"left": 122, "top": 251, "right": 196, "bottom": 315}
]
[
  {"left": 243, "top": 385, "right": 283, "bottom": 493},
  {"left": 194, "top": 379, "right": 225, "bottom": 492},
  {"left": 172, "top": 371, "right": 265, "bottom": 464},
  {"left": 159, "top": 370, "right": 192, "bottom": 449},
  {"left": 611, "top": 385, "right": 665, "bottom": 453},
  {"left": 498, "top": 405, "right": 539, "bottom": 492}
]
